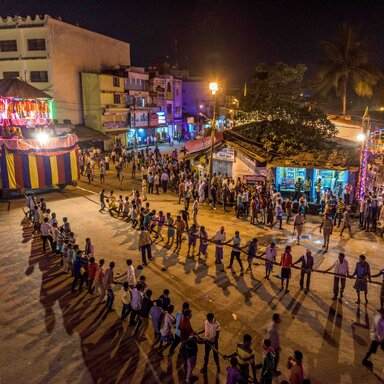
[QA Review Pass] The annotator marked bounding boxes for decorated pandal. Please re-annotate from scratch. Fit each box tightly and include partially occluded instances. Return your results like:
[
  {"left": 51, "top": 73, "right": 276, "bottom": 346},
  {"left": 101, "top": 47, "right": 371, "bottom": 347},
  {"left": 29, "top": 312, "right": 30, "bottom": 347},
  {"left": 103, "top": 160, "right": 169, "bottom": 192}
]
[{"left": 0, "top": 98, "right": 53, "bottom": 138}]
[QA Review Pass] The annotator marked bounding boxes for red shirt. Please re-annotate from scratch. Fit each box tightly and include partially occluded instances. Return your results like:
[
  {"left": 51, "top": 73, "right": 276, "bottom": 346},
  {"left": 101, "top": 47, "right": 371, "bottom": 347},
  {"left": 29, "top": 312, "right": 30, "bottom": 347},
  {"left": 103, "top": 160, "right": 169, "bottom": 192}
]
[
  {"left": 179, "top": 317, "right": 194, "bottom": 342},
  {"left": 88, "top": 262, "right": 97, "bottom": 280},
  {"left": 281, "top": 252, "right": 292, "bottom": 269}
]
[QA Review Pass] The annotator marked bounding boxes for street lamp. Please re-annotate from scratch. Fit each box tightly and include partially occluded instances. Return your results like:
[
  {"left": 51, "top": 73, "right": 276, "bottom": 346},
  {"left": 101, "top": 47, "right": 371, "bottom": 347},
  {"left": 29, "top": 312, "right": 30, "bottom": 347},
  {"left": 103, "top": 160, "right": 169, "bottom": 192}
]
[
  {"left": 356, "top": 133, "right": 366, "bottom": 142},
  {"left": 208, "top": 82, "right": 218, "bottom": 197},
  {"left": 209, "top": 82, "right": 218, "bottom": 95}
]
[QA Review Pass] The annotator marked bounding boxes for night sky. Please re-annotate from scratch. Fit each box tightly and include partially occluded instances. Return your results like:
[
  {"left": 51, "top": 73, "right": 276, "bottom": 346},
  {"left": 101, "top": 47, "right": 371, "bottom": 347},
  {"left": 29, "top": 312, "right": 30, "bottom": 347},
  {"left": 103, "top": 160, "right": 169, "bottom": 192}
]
[{"left": 2, "top": 0, "right": 384, "bottom": 86}]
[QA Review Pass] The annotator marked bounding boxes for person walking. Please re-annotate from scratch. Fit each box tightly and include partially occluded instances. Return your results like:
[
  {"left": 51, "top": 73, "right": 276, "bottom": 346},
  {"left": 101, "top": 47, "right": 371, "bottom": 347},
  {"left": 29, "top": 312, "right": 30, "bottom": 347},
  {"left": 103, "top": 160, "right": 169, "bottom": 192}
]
[
  {"left": 320, "top": 212, "right": 333, "bottom": 251},
  {"left": 324, "top": 252, "right": 349, "bottom": 300},
  {"left": 280, "top": 246, "right": 293, "bottom": 293},
  {"left": 371, "top": 268, "right": 384, "bottom": 311},
  {"left": 293, "top": 249, "right": 314, "bottom": 291},
  {"left": 175, "top": 215, "right": 186, "bottom": 252},
  {"left": 161, "top": 170, "right": 169, "bottom": 193},
  {"left": 352, "top": 255, "right": 371, "bottom": 304},
  {"left": 340, "top": 206, "right": 353, "bottom": 237},
  {"left": 265, "top": 313, "right": 281, "bottom": 374},
  {"left": 260, "top": 339, "right": 276, "bottom": 384},
  {"left": 275, "top": 198, "right": 284, "bottom": 230},
  {"left": 293, "top": 210, "right": 305, "bottom": 245},
  {"left": 99, "top": 163, "right": 106, "bottom": 184},
  {"left": 226, "top": 231, "right": 244, "bottom": 274},
  {"left": 200, "top": 313, "right": 221, "bottom": 373},
  {"left": 138, "top": 226, "right": 153, "bottom": 266},
  {"left": 192, "top": 197, "right": 199, "bottom": 226},
  {"left": 362, "top": 309, "right": 384, "bottom": 368}
]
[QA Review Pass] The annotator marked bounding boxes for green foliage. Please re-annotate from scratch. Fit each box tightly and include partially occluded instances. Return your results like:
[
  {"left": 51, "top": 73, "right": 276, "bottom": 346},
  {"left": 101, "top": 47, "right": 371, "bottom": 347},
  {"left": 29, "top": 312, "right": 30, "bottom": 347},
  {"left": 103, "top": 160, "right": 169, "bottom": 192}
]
[
  {"left": 234, "top": 107, "right": 337, "bottom": 157},
  {"left": 237, "top": 62, "right": 337, "bottom": 157},
  {"left": 241, "top": 62, "right": 309, "bottom": 116}
]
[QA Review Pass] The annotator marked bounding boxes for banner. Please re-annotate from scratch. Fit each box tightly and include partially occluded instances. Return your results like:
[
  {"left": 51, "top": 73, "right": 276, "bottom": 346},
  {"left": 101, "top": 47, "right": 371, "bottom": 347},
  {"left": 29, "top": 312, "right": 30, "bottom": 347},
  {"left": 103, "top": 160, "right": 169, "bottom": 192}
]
[{"left": 185, "top": 132, "right": 224, "bottom": 154}]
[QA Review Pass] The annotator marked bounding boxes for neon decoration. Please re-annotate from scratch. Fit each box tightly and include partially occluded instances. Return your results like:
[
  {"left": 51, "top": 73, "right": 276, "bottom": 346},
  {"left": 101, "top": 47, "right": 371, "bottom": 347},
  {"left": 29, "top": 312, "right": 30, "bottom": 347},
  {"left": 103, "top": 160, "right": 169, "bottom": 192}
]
[{"left": 0, "top": 98, "right": 53, "bottom": 127}]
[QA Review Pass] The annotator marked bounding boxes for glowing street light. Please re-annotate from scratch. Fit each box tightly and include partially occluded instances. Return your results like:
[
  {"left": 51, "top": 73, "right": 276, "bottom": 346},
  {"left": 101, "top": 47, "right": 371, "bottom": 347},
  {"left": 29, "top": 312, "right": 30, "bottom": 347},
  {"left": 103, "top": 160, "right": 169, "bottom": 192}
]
[
  {"left": 356, "top": 133, "right": 366, "bottom": 142},
  {"left": 209, "top": 82, "right": 218, "bottom": 95}
]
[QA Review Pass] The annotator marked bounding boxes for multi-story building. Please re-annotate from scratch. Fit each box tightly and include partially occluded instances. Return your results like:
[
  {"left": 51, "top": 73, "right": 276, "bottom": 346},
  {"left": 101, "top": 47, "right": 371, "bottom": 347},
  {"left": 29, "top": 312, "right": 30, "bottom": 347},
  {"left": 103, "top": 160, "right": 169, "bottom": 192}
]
[
  {"left": 148, "top": 67, "right": 183, "bottom": 140},
  {"left": 0, "top": 15, "right": 130, "bottom": 125},
  {"left": 81, "top": 73, "right": 129, "bottom": 146}
]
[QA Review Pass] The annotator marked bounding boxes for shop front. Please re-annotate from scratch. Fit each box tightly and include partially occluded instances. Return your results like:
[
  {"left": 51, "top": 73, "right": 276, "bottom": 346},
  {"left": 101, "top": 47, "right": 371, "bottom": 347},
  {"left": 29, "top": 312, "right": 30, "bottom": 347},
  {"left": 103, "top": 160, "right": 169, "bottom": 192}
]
[{"left": 275, "top": 166, "right": 351, "bottom": 200}]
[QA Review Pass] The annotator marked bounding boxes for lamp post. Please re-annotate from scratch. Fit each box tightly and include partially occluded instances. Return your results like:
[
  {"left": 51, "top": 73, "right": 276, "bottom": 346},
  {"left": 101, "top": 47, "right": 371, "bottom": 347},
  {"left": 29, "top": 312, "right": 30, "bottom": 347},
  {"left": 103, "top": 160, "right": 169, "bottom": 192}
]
[{"left": 208, "top": 82, "right": 218, "bottom": 190}]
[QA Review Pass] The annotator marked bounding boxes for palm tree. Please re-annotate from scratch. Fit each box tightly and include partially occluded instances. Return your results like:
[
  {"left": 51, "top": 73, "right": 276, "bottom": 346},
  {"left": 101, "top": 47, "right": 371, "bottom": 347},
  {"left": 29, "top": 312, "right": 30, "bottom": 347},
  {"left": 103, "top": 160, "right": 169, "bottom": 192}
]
[{"left": 318, "top": 23, "right": 380, "bottom": 117}]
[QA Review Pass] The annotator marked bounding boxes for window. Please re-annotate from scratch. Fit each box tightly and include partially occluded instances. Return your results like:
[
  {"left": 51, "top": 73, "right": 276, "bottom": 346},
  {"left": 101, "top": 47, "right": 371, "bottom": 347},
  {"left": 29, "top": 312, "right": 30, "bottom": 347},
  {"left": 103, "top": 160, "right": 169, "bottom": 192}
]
[
  {"left": 3, "top": 71, "right": 20, "bottom": 79},
  {"left": 167, "top": 82, "right": 172, "bottom": 92},
  {"left": 30, "top": 71, "right": 48, "bottom": 83},
  {"left": 167, "top": 104, "right": 172, "bottom": 115},
  {"left": 27, "top": 39, "right": 46, "bottom": 51},
  {"left": 113, "top": 77, "right": 120, "bottom": 87},
  {"left": 0, "top": 40, "right": 17, "bottom": 52},
  {"left": 114, "top": 94, "right": 121, "bottom": 104}
]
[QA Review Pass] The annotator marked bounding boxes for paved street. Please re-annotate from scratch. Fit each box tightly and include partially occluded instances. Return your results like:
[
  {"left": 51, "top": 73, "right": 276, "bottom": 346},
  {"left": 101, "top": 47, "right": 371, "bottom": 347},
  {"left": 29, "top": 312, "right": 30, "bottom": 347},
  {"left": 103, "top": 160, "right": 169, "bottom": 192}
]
[{"left": 0, "top": 171, "right": 384, "bottom": 384}]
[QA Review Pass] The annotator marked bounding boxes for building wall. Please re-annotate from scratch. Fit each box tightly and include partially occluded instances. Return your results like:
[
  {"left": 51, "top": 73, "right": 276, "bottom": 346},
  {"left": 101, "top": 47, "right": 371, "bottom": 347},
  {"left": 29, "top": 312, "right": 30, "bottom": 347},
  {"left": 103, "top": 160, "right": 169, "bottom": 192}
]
[
  {"left": 48, "top": 18, "right": 130, "bottom": 124},
  {"left": 81, "top": 73, "right": 102, "bottom": 131},
  {"left": 173, "top": 79, "right": 182, "bottom": 118},
  {"left": 232, "top": 150, "right": 256, "bottom": 178},
  {"left": 0, "top": 15, "right": 131, "bottom": 125}
]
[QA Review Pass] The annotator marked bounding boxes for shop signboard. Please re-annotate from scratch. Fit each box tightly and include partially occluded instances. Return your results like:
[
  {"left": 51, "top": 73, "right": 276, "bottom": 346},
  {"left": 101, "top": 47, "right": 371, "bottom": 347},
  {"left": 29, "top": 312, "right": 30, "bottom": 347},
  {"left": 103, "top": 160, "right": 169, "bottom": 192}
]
[
  {"left": 280, "top": 178, "right": 295, "bottom": 191},
  {"left": 149, "top": 113, "right": 158, "bottom": 127},
  {"left": 243, "top": 174, "right": 265, "bottom": 184},
  {"left": 213, "top": 147, "right": 235, "bottom": 162}
]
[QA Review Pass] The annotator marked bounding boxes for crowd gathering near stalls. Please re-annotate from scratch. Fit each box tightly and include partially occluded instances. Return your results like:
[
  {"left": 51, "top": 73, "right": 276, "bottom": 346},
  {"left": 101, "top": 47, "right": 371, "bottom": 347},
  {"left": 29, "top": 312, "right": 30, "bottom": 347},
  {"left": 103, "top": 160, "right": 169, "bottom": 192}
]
[{"left": 23, "top": 143, "right": 384, "bottom": 383}]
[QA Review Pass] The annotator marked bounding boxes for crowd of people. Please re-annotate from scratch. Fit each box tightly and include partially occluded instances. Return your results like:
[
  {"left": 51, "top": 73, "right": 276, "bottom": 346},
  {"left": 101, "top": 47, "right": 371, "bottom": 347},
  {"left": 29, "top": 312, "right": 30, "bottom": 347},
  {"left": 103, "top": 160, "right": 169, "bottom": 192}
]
[
  {"left": 24, "top": 193, "right": 315, "bottom": 383},
  {"left": 22, "top": 143, "right": 384, "bottom": 382}
]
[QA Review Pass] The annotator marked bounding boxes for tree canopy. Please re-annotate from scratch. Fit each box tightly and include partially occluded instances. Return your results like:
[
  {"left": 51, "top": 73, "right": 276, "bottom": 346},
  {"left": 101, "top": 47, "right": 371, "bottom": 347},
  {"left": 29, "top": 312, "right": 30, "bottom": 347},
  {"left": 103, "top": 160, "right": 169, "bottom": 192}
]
[
  {"left": 237, "top": 62, "right": 338, "bottom": 157},
  {"left": 317, "top": 23, "right": 381, "bottom": 117}
]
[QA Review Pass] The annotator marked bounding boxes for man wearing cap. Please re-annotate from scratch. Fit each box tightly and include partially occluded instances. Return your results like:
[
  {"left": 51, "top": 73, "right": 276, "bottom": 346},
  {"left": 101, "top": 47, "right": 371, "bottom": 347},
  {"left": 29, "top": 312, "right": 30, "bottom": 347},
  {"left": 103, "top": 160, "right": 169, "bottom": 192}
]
[{"left": 293, "top": 249, "right": 314, "bottom": 292}]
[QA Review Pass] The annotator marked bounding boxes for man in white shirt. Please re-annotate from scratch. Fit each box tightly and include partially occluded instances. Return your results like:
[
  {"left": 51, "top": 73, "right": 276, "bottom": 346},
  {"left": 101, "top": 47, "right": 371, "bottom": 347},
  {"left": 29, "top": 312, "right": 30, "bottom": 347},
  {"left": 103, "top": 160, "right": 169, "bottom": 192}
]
[
  {"left": 324, "top": 252, "right": 349, "bottom": 300},
  {"left": 41, "top": 217, "right": 54, "bottom": 253},
  {"left": 261, "top": 242, "right": 277, "bottom": 280},
  {"left": 201, "top": 313, "right": 221, "bottom": 372},
  {"left": 116, "top": 259, "right": 136, "bottom": 287},
  {"left": 362, "top": 309, "right": 384, "bottom": 367},
  {"left": 213, "top": 226, "right": 226, "bottom": 265}
]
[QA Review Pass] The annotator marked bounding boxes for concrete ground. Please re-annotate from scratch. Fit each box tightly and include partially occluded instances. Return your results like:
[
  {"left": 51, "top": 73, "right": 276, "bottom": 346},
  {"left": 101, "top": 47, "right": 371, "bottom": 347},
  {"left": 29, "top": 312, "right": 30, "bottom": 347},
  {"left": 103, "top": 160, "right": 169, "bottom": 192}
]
[{"left": 1, "top": 167, "right": 384, "bottom": 384}]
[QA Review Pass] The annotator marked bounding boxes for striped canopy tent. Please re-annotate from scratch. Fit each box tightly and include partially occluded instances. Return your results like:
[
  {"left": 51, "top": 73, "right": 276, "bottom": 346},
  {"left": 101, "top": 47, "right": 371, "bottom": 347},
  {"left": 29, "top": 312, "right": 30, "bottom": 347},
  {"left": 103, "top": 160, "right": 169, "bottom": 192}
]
[{"left": 0, "top": 134, "right": 79, "bottom": 190}]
